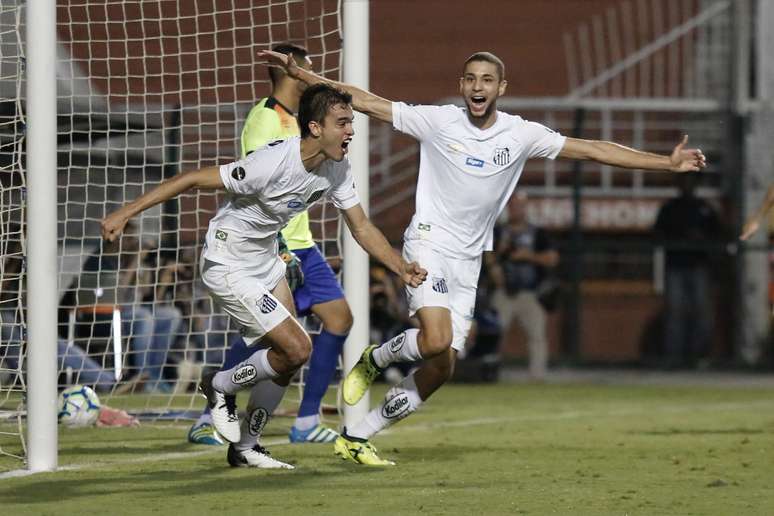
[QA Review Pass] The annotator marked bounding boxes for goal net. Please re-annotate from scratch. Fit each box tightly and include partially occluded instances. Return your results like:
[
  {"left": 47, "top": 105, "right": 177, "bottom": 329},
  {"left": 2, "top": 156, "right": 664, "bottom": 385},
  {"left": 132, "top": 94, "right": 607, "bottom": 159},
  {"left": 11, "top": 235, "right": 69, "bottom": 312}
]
[{"left": 1, "top": 0, "right": 343, "bottom": 464}]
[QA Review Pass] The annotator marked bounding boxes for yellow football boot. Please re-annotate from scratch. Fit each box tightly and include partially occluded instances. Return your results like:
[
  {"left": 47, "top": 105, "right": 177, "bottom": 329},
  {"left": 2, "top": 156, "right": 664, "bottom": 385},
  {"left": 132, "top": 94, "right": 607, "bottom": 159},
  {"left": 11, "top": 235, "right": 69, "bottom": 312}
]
[
  {"left": 342, "top": 344, "right": 381, "bottom": 405},
  {"left": 334, "top": 434, "right": 395, "bottom": 466}
]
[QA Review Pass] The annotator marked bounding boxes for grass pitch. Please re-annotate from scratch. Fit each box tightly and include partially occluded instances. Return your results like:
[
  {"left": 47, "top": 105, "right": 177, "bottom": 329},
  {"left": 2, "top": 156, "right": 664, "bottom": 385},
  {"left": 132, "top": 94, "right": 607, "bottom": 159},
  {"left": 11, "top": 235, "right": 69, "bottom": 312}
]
[{"left": 1, "top": 380, "right": 773, "bottom": 515}]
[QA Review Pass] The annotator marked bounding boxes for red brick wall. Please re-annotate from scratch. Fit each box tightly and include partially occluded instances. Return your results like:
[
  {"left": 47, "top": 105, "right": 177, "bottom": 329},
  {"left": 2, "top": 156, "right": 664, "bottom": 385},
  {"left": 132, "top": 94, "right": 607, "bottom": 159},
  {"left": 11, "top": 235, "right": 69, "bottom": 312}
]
[{"left": 371, "top": 0, "right": 623, "bottom": 102}]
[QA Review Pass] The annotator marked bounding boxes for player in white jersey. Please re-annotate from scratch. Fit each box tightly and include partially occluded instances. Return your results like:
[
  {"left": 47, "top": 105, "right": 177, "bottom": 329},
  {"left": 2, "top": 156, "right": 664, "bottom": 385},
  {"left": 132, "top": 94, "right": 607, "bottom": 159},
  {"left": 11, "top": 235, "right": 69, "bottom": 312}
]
[
  {"left": 101, "top": 84, "right": 427, "bottom": 469},
  {"left": 260, "top": 50, "right": 707, "bottom": 466}
]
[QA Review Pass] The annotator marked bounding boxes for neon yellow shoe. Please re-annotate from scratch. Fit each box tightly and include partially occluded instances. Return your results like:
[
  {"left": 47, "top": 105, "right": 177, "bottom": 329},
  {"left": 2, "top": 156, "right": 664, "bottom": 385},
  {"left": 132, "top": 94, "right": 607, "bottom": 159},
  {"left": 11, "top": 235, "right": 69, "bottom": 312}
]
[
  {"left": 334, "top": 434, "right": 395, "bottom": 466},
  {"left": 342, "top": 344, "right": 381, "bottom": 405}
]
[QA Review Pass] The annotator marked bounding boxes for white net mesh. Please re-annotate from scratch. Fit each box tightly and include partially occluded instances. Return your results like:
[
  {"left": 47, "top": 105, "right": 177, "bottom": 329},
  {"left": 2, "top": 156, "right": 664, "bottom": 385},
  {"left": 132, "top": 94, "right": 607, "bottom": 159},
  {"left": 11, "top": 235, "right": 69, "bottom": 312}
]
[
  {"left": 1, "top": 0, "right": 343, "bottom": 464},
  {"left": 0, "top": 0, "right": 27, "bottom": 462}
]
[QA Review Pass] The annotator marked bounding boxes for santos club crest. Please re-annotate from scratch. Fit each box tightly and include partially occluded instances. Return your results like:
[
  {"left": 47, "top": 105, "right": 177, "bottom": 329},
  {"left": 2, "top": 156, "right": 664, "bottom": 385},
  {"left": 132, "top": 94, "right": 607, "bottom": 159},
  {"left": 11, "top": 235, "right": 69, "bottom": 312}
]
[{"left": 493, "top": 147, "right": 511, "bottom": 166}]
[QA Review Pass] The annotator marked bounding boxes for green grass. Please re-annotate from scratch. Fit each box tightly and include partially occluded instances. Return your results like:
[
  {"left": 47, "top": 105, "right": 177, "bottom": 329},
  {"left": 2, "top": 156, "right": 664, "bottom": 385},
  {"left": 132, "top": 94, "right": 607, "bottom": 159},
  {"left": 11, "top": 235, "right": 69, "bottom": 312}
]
[{"left": 1, "top": 382, "right": 773, "bottom": 515}]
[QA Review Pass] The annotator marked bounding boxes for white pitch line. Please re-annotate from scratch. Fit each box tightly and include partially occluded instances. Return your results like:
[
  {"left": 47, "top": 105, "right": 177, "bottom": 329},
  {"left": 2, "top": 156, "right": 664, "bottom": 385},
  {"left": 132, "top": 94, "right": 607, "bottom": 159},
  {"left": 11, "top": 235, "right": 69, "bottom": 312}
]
[{"left": 3, "top": 397, "right": 773, "bottom": 479}]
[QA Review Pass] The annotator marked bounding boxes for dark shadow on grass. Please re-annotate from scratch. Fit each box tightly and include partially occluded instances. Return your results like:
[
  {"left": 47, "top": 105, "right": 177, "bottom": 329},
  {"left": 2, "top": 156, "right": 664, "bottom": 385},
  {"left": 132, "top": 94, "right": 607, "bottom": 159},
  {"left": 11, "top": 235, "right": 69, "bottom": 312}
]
[
  {"left": 633, "top": 428, "right": 764, "bottom": 436},
  {"left": 58, "top": 441, "right": 197, "bottom": 458}
]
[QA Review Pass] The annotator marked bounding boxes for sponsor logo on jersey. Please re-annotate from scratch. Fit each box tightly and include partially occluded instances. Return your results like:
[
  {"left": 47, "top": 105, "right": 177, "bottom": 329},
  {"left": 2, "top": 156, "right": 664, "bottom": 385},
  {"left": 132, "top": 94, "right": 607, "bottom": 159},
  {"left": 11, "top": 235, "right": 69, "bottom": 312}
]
[
  {"left": 381, "top": 392, "right": 411, "bottom": 420},
  {"left": 287, "top": 199, "right": 304, "bottom": 209},
  {"left": 231, "top": 166, "right": 246, "bottom": 180},
  {"left": 493, "top": 147, "right": 511, "bottom": 166},
  {"left": 418, "top": 223, "right": 431, "bottom": 232},
  {"left": 388, "top": 333, "right": 406, "bottom": 353},
  {"left": 267, "top": 139, "right": 284, "bottom": 147},
  {"left": 215, "top": 230, "right": 228, "bottom": 241},
  {"left": 247, "top": 407, "right": 269, "bottom": 436},
  {"left": 465, "top": 157, "right": 484, "bottom": 168},
  {"left": 232, "top": 364, "right": 257, "bottom": 385},
  {"left": 432, "top": 276, "right": 448, "bottom": 294},
  {"left": 306, "top": 189, "right": 325, "bottom": 204},
  {"left": 258, "top": 294, "right": 277, "bottom": 314}
]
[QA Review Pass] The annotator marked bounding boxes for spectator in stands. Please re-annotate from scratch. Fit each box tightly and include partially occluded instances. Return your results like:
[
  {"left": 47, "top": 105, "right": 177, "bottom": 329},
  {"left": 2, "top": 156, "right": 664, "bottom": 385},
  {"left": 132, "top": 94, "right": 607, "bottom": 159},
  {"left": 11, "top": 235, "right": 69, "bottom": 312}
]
[
  {"left": 59, "top": 221, "right": 181, "bottom": 392},
  {"left": 654, "top": 173, "right": 721, "bottom": 368},
  {"left": 0, "top": 230, "right": 131, "bottom": 393},
  {"left": 486, "top": 192, "right": 559, "bottom": 380},
  {"left": 740, "top": 184, "right": 774, "bottom": 241}
]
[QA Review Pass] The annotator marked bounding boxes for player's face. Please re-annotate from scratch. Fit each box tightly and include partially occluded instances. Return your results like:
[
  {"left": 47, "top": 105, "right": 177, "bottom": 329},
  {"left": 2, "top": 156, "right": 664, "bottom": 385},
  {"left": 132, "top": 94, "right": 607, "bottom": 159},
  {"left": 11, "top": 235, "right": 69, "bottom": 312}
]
[
  {"left": 318, "top": 103, "right": 354, "bottom": 161},
  {"left": 459, "top": 60, "right": 507, "bottom": 120}
]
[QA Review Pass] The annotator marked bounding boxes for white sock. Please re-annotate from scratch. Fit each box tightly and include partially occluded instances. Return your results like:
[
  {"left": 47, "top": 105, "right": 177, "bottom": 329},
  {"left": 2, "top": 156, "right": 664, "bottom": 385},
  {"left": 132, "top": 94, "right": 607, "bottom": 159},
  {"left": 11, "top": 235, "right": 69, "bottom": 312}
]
[
  {"left": 293, "top": 414, "right": 320, "bottom": 432},
  {"left": 213, "top": 348, "right": 279, "bottom": 395},
  {"left": 371, "top": 329, "right": 422, "bottom": 369},
  {"left": 235, "top": 379, "right": 288, "bottom": 452},
  {"left": 347, "top": 373, "right": 422, "bottom": 440}
]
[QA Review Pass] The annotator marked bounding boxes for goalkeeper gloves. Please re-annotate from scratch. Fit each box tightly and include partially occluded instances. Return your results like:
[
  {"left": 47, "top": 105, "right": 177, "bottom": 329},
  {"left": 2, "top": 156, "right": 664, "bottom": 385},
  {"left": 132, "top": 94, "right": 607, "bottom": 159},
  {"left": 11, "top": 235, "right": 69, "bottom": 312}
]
[{"left": 277, "top": 233, "right": 304, "bottom": 291}]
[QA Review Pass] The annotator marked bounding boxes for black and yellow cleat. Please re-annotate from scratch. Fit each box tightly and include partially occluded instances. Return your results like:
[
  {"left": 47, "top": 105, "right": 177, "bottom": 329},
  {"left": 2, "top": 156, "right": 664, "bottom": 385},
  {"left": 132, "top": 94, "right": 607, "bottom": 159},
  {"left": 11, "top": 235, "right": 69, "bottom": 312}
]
[
  {"left": 333, "top": 433, "right": 395, "bottom": 466},
  {"left": 342, "top": 344, "right": 381, "bottom": 405}
]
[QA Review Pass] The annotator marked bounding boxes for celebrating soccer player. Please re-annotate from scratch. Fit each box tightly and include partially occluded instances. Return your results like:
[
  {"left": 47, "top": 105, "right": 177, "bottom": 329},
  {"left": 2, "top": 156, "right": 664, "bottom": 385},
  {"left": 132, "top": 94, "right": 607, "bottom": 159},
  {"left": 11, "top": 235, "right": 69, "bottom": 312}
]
[
  {"left": 187, "top": 44, "right": 353, "bottom": 451},
  {"left": 260, "top": 49, "right": 707, "bottom": 466},
  {"left": 102, "top": 84, "right": 427, "bottom": 469}
]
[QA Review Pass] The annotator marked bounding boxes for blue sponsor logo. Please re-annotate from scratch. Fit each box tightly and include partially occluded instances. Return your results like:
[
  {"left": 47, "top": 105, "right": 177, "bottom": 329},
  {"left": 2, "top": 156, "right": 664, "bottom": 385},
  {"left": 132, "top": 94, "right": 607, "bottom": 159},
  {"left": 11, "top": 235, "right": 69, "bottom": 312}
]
[
  {"left": 287, "top": 200, "right": 304, "bottom": 209},
  {"left": 465, "top": 157, "right": 484, "bottom": 168}
]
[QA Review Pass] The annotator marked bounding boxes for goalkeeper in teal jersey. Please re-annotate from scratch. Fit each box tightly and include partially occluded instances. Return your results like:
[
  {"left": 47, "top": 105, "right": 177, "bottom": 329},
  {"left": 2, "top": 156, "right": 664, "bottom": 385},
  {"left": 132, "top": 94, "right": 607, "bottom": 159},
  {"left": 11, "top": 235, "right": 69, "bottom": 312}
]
[{"left": 187, "top": 44, "right": 349, "bottom": 451}]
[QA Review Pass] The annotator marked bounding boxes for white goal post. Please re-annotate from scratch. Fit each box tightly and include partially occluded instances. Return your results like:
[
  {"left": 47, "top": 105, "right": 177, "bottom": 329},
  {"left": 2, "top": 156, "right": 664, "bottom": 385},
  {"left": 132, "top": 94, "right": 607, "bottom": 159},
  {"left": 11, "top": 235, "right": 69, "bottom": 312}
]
[{"left": 7, "top": 0, "right": 372, "bottom": 473}]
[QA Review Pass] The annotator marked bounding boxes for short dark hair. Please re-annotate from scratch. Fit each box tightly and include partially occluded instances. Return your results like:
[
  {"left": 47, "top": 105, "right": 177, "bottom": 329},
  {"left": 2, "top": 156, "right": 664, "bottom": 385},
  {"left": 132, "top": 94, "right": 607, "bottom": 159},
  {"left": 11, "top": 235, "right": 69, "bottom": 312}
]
[
  {"left": 298, "top": 84, "right": 352, "bottom": 138},
  {"left": 268, "top": 43, "right": 309, "bottom": 85},
  {"left": 463, "top": 52, "right": 505, "bottom": 81}
]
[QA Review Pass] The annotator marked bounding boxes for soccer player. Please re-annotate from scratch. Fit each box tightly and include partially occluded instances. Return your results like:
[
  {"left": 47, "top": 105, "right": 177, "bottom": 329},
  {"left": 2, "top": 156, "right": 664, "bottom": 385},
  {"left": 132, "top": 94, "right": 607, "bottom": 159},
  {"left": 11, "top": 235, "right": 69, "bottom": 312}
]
[
  {"left": 102, "top": 84, "right": 427, "bottom": 469},
  {"left": 260, "top": 49, "right": 707, "bottom": 466},
  {"left": 740, "top": 184, "right": 774, "bottom": 240},
  {"left": 187, "top": 44, "right": 352, "bottom": 447}
]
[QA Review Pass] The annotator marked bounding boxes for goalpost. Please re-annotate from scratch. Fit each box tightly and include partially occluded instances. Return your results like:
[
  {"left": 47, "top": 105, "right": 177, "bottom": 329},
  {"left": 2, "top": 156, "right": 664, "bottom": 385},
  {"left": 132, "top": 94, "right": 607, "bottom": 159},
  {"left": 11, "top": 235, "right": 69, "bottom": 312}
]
[{"left": 1, "top": 0, "right": 371, "bottom": 472}]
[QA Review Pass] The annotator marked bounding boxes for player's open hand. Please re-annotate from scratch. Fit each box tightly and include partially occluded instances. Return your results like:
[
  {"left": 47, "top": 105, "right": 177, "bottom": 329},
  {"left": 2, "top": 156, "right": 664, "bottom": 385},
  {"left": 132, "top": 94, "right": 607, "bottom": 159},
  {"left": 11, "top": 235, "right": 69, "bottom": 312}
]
[
  {"left": 669, "top": 135, "right": 706, "bottom": 172},
  {"left": 739, "top": 217, "right": 760, "bottom": 241},
  {"left": 256, "top": 50, "right": 300, "bottom": 79},
  {"left": 101, "top": 212, "right": 128, "bottom": 242},
  {"left": 401, "top": 261, "right": 427, "bottom": 288}
]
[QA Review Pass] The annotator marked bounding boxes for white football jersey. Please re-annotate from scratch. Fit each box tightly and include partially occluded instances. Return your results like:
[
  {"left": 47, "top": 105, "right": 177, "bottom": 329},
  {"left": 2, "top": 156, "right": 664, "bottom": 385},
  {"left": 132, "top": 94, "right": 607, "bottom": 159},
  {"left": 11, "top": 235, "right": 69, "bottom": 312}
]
[
  {"left": 392, "top": 102, "right": 566, "bottom": 258},
  {"left": 202, "top": 137, "right": 359, "bottom": 266}
]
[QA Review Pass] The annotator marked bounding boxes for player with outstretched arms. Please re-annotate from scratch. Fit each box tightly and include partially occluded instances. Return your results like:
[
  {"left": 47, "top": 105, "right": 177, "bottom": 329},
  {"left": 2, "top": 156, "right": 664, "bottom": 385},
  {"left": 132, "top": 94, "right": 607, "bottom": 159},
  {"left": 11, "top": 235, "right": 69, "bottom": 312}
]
[
  {"left": 260, "top": 49, "right": 707, "bottom": 466},
  {"left": 102, "top": 84, "right": 426, "bottom": 469},
  {"left": 187, "top": 43, "right": 354, "bottom": 450}
]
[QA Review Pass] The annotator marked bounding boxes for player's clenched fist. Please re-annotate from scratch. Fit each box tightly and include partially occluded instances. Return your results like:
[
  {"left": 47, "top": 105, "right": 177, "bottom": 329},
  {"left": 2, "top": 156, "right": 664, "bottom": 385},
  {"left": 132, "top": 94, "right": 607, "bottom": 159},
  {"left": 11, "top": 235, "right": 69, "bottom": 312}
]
[
  {"left": 401, "top": 261, "right": 427, "bottom": 288},
  {"left": 101, "top": 212, "right": 128, "bottom": 242}
]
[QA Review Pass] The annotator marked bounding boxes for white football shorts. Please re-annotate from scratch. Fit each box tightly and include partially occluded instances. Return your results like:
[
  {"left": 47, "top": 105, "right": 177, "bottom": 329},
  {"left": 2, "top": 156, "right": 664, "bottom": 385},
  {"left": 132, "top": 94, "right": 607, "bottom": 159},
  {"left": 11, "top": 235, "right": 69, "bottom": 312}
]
[
  {"left": 200, "top": 250, "right": 289, "bottom": 346},
  {"left": 402, "top": 238, "right": 481, "bottom": 351}
]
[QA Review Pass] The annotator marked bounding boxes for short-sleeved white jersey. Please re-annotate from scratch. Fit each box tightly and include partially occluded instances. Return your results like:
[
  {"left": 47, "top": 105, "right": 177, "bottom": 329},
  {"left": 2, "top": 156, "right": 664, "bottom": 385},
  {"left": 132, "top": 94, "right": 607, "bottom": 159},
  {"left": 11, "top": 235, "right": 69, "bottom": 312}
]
[
  {"left": 202, "top": 137, "right": 359, "bottom": 266},
  {"left": 392, "top": 102, "right": 566, "bottom": 259}
]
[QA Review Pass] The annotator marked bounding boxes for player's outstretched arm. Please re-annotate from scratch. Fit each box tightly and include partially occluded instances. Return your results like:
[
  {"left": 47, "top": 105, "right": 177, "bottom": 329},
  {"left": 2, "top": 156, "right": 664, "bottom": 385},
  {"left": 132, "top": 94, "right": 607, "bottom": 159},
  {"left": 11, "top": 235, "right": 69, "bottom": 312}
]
[
  {"left": 102, "top": 166, "right": 223, "bottom": 242},
  {"left": 740, "top": 184, "right": 774, "bottom": 240},
  {"left": 257, "top": 50, "right": 394, "bottom": 124},
  {"left": 558, "top": 135, "right": 706, "bottom": 173},
  {"left": 341, "top": 204, "right": 427, "bottom": 287}
]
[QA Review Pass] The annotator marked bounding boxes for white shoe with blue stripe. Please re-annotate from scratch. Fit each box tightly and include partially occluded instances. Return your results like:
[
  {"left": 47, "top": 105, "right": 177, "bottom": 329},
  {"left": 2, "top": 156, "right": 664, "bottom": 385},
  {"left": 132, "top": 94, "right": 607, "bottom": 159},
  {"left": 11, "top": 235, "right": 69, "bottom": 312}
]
[{"left": 288, "top": 423, "right": 339, "bottom": 443}]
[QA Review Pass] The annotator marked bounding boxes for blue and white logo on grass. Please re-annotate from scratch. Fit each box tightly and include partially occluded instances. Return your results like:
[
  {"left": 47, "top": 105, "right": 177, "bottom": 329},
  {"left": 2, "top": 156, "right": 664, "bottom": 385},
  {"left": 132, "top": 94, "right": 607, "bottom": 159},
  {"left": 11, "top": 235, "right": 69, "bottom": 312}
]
[
  {"left": 258, "top": 294, "right": 277, "bottom": 314},
  {"left": 58, "top": 385, "right": 101, "bottom": 428}
]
